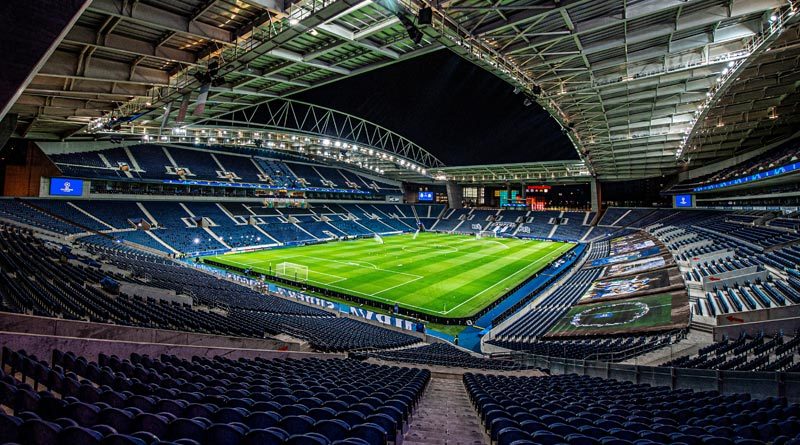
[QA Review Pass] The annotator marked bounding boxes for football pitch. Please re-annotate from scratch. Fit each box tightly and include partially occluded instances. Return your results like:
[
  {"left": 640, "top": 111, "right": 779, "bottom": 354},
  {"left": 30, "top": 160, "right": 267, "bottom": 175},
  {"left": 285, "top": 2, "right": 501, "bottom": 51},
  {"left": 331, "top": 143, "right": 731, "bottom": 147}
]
[{"left": 205, "top": 232, "right": 573, "bottom": 318}]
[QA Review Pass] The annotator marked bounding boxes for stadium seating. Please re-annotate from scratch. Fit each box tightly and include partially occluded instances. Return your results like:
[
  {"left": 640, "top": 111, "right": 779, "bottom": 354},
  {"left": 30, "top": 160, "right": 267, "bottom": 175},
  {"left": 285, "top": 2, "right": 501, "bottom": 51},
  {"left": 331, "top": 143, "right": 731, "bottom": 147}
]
[
  {"left": 1, "top": 347, "right": 429, "bottom": 445},
  {"left": 0, "top": 200, "right": 86, "bottom": 235},
  {"left": 368, "top": 343, "right": 538, "bottom": 371},
  {"left": 0, "top": 225, "right": 421, "bottom": 351},
  {"left": 667, "top": 140, "right": 800, "bottom": 193},
  {"left": 464, "top": 372, "right": 800, "bottom": 445},
  {"left": 47, "top": 143, "right": 402, "bottom": 194},
  {"left": 663, "top": 331, "right": 800, "bottom": 372},
  {"left": 492, "top": 331, "right": 684, "bottom": 361},
  {"left": 486, "top": 242, "right": 608, "bottom": 350}
]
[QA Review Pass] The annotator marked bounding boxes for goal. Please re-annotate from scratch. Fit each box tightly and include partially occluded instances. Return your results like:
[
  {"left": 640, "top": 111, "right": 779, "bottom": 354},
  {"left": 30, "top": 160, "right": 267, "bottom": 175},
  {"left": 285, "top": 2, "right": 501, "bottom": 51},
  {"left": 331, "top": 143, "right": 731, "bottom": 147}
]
[
  {"left": 476, "top": 230, "right": 497, "bottom": 239},
  {"left": 276, "top": 262, "right": 309, "bottom": 281}
]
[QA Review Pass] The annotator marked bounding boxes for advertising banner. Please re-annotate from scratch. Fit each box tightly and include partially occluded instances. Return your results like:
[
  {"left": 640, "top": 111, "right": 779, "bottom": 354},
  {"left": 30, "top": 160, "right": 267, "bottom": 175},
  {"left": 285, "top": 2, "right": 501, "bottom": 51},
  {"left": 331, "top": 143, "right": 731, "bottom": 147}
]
[
  {"left": 580, "top": 270, "right": 671, "bottom": 303},
  {"left": 591, "top": 246, "right": 661, "bottom": 267},
  {"left": 605, "top": 256, "right": 667, "bottom": 277},
  {"left": 267, "top": 283, "right": 420, "bottom": 332}
]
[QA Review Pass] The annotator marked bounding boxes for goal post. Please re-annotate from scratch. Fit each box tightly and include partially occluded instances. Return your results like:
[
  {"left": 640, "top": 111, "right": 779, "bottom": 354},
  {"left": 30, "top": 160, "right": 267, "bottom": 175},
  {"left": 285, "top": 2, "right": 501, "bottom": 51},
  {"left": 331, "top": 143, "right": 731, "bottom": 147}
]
[
  {"left": 476, "top": 230, "right": 496, "bottom": 240},
  {"left": 276, "top": 262, "right": 309, "bottom": 281}
]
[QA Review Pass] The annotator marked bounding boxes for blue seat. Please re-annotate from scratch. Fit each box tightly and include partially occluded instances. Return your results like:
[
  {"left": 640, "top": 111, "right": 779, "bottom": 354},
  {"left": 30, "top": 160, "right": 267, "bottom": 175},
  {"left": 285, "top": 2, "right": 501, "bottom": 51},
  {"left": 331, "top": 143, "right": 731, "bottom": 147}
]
[
  {"left": 204, "top": 423, "right": 245, "bottom": 445},
  {"left": 349, "top": 423, "right": 387, "bottom": 445},
  {"left": 286, "top": 433, "right": 330, "bottom": 445},
  {"left": 0, "top": 414, "right": 23, "bottom": 443},
  {"left": 20, "top": 419, "right": 62, "bottom": 445},
  {"left": 168, "top": 418, "right": 206, "bottom": 442},
  {"left": 566, "top": 433, "right": 600, "bottom": 445},
  {"left": 279, "top": 415, "right": 315, "bottom": 436},
  {"left": 701, "top": 436, "right": 735, "bottom": 445},
  {"left": 314, "top": 419, "right": 350, "bottom": 442},
  {"left": 497, "top": 427, "right": 530, "bottom": 445},
  {"left": 100, "top": 434, "right": 149, "bottom": 445},
  {"left": 245, "top": 412, "right": 281, "bottom": 430},
  {"left": 532, "top": 431, "right": 564, "bottom": 445},
  {"left": 241, "top": 428, "right": 286, "bottom": 445},
  {"left": 133, "top": 413, "right": 169, "bottom": 438},
  {"left": 59, "top": 425, "right": 104, "bottom": 444}
]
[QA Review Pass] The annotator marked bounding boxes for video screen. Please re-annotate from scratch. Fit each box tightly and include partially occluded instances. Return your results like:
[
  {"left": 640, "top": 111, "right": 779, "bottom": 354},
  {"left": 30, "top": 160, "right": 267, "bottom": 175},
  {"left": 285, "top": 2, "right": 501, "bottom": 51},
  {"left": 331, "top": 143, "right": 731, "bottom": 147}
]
[
  {"left": 418, "top": 191, "right": 434, "bottom": 202},
  {"left": 674, "top": 194, "right": 693, "bottom": 207},
  {"left": 49, "top": 178, "right": 83, "bottom": 197}
]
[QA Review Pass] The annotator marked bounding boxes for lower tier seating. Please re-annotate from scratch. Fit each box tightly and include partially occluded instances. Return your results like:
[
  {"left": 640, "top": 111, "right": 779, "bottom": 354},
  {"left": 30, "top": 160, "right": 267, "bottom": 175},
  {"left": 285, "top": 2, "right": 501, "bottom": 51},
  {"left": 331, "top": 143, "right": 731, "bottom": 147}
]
[
  {"left": 1, "top": 347, "right": 429, "bottom": 445},
  {"left": 465, "top": 372, "right": 800, "bottom": 445}
]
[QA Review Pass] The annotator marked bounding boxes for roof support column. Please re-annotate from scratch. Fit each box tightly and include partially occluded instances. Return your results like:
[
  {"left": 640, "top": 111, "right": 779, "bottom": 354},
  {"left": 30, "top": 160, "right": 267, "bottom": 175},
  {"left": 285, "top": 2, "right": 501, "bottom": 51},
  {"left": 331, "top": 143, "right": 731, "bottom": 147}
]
[
  {"left": 0, "top": 0, "right": 90, "bottom": 123},
  {"left": 446, "top": 181, "right": 463, "bottom": 209},
  {"left": 590, "top": 177, "right": 601, "bottom": 213}
]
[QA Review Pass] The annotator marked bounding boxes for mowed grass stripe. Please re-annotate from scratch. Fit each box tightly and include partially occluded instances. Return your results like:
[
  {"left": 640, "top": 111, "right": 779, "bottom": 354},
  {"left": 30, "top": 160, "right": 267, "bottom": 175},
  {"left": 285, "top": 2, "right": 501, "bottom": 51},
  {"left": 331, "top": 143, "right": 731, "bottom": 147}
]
[
  {"left": 205, "top": 233, "right": 573, "bottom": 318},
  {"left": 415, "top": 242, "right": 571, "bottom": 314}
]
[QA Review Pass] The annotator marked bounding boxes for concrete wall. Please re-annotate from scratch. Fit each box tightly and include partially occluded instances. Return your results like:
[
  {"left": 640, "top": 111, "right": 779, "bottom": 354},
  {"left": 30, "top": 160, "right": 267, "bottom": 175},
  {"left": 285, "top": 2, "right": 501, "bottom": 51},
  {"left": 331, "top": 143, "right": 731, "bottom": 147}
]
[
  {"left": 0, "top": 312, "right": 300, "bottom": 352},
  {"left": 0, "top": 331, "right": 341, "bottom": 364}
]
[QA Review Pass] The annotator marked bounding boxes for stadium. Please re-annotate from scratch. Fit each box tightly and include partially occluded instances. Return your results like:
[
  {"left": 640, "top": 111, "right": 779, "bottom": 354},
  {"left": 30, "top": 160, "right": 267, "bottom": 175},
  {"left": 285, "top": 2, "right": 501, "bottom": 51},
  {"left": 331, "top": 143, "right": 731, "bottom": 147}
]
[{"left": 0, "top": 0, "right": 800, "bottom": 444}]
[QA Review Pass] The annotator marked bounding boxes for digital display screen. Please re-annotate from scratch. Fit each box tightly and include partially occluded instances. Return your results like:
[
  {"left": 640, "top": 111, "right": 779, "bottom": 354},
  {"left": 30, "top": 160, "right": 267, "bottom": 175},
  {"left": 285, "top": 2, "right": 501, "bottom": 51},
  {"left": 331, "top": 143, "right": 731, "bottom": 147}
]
[
  {"left": 49, "top": 178, "right": 83, "bottom": 196},
  {"left": 418, "top": 191, "right": 434, "bottom": 202},
  {"left": 674, "top": 194, "right": 693, "bottom": 208},
  {"left": 694, "top": 161, "right": 800, "bottom": 192}
]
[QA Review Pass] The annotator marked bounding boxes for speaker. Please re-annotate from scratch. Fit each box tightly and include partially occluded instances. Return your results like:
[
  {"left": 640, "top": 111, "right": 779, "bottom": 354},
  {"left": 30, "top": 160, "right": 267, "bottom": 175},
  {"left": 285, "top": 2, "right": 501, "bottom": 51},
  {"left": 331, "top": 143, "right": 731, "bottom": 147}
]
[{"left": 418, "top": 6, "right": 432, "bottom": 25}]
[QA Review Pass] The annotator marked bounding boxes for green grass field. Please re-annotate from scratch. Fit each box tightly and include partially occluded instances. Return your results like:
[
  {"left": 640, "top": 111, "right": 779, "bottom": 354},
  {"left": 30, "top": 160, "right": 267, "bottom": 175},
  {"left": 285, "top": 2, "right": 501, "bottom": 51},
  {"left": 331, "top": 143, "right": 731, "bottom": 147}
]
[{"left": 206, "top": 232, "right": 573, "bottom": 318}]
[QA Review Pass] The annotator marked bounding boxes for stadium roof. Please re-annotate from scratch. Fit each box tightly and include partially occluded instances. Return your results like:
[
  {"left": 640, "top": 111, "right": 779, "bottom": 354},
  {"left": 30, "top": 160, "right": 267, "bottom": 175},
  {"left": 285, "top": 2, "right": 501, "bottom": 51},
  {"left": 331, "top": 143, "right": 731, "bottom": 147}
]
[
  {"left": 433, "top": 160, "right": 591, "bottom": 184},
  {"left": 7, "top": 0, "right": 799, "bottom": 182},
  {"left": 682, "top": 17, "right": 800, "bottom": 164}
]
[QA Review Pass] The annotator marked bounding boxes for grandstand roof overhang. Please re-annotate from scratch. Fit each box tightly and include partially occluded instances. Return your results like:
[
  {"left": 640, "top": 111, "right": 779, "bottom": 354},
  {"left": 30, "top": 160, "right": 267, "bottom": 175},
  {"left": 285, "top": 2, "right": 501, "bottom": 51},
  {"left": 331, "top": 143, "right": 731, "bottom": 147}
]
[
  {"left": 424, "top": 0, "right": 794, "bottom": 180},
  {"left": 433, "top": 160, "right": 591, "bottom": 185},
  {"left": 9, "top": 0, "right": 443, "bottom": 141},
  {"left": 680, "top": 17, "right": 800, "bottom": 166},
  {"left": 8, "top": 0, "right": 798, "bottom": 184}
]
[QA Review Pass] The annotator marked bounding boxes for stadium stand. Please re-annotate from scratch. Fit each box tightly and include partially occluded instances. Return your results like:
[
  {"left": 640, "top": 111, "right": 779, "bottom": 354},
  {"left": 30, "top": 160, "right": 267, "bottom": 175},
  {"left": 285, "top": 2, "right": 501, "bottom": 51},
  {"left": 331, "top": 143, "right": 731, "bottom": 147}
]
[
  {"left": 0, "top": 224, "right": 421, "bottom": 352},
  {"left": 663, "top": 331, "right": 800, "bottom": 372},
  {"left": 368, "top": 343, "right": 537, "bottom": 371},
  {"left": 464, "top": 372, "right": 800, "bottom": 445},
  {"left": 6, "top": 4, "right": 800, "bottom": 444},
  {"left": 0, "top": 347, "right": 429, "bottom": 445},
  {"left": 47, "top": 144, "right": 403, "bottom": 195}
]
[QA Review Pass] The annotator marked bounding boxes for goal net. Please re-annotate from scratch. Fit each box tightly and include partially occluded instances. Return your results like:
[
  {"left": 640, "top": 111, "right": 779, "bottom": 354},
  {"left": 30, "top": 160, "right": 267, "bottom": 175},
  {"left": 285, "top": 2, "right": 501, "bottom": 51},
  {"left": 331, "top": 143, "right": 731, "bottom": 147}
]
[
  {"left": 374, "top": 233, "right": 384, "bottom": 244},
  {"left": 276, "top": 262, "right": 309, "bottom": 281},
  {"left": 476, "top": 230, "right": 497, "bottom": 240}
]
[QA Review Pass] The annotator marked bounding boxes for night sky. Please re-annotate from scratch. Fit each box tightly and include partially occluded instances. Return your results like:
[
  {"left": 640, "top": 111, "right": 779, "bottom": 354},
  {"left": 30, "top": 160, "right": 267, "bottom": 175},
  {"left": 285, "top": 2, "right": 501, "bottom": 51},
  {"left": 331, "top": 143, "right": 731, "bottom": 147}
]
[{"left": 294, "top": 50, "right": 577, "bottom": 166}]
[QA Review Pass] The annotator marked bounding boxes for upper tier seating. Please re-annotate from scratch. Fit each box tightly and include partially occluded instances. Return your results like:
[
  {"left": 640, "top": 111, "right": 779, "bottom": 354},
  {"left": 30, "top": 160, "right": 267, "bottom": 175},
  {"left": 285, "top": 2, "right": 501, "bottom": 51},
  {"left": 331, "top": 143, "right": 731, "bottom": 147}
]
[
  {"left": 464, "top": 372, "right": 799, "bottom": 445},
  {"left": 1, "top": 347, "right": 429, "bottom": 445},
  {"left": 47, "top": 143, "right": 401, "bottom": 194},
  {"left": 668, "top": 139, "right": 800, "bottom": 192}
]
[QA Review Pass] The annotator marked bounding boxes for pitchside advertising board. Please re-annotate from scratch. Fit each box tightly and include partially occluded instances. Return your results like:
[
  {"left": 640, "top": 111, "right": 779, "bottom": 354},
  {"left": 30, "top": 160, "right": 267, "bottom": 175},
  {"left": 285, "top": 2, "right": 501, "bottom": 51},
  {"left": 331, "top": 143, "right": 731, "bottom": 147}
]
[
  {"left": 674, "top": 194, "right": 693, "bottom": 208},
  {"left": 267, "top": 283, "right": 422, "bottom": 332},
  {"left": 49, "top": 178, "right": 83, "bottom": 197}
]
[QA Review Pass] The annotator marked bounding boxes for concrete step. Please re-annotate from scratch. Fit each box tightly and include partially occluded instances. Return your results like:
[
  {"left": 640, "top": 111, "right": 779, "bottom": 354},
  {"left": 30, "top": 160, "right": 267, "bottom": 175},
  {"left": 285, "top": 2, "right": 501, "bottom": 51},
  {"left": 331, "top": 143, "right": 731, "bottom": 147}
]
[{"left": 403, "top": 377, "right": 488, "bottom": 445}]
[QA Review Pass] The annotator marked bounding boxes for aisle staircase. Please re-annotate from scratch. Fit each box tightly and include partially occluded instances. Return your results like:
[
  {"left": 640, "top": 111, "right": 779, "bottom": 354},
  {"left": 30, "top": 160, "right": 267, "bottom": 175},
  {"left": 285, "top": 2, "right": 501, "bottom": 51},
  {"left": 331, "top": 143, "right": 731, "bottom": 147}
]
[{"left": 404, "top": 376, "right": 487, "bottom": 445}]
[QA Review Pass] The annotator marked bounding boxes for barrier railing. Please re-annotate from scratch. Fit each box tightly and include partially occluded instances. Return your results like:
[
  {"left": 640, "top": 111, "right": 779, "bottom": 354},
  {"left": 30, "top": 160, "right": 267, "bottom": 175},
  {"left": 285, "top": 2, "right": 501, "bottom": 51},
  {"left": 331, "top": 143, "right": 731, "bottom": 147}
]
[{"left": 494, "top": 350, "right": 800, "bottom": 402}]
